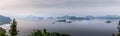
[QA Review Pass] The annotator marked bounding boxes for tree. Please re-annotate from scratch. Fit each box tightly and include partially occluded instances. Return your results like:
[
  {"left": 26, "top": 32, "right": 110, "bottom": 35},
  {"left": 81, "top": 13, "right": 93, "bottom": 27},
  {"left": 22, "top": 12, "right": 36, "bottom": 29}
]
[
  {"left": 119, "top": 20, "right": 120, "bottom": 25},
  {"left": 113, "top": 20, "right": 120, "bottom": 36},
  {"left": 9, "top": 19, "right": 18, "bottom": 36},
  {"left": 43, "top": 29, "right": 47, "bottom": 36}
]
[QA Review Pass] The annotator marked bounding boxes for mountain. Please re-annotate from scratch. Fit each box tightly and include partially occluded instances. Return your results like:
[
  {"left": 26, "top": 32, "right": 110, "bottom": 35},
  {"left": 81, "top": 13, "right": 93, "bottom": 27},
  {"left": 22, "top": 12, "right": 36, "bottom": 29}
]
[
  {"left": 58, "top": 15, "right": 95, "bottom": 20},
  {"left": 16, "top": 15, "right": 44, "bottom": 19},
  {"left": 57, "top": 15, "right": 120, "bottom": 21},
  {"left": 95, "top": 15, "right": 120, "bottom": 19},
  {"left": 0, "top": 15, "right": 11, "bottom": 25}
]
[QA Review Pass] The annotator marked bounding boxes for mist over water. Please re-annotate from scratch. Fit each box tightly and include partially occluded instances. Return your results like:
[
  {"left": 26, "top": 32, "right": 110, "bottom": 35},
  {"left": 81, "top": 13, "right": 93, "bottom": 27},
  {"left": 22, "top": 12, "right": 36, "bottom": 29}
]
[
  {"left": 0, "top": 18, "right": 118, "bottom": 36},
  {"left": 0, "top": 0, "right": 120, "bottom": 36}
]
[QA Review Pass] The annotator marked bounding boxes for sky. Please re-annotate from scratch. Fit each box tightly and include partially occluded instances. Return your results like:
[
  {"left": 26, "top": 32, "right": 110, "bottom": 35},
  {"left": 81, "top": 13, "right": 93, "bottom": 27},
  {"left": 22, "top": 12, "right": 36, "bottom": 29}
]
[{"left": 0, "top": 0, "right": 120, "bottom": 17}]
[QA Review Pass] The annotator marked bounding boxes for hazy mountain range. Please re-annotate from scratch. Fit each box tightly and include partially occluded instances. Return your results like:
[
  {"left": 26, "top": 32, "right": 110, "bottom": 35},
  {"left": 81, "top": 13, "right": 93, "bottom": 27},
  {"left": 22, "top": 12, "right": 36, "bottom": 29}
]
[
  {"left": 57, "top": 15, "right": 120, "bottom": 20},
  {"left": 14, "top": 15, "right": 120, "bottom": 20},
  {"left": 0, "top": 15, "right": 120, "bottom": 25},
  {"left": 0, "top": 15, "right": 11, "bottom": 25}
]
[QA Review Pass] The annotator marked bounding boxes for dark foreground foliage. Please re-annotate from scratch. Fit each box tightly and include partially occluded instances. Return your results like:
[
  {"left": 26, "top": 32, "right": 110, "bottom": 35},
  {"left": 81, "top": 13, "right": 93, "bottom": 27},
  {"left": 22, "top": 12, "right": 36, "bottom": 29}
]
[
  {"left": 29, "top": 29, "right": 70, "bottom": 36},
  {"left": 113, "top": 20, "right": 120, "bottom": 36},
  {"left": 9, "top": 19, "right": 18, "bottom": 36},
  {"left": 0, "top": 30, "right": 7, "bottom": 36}
]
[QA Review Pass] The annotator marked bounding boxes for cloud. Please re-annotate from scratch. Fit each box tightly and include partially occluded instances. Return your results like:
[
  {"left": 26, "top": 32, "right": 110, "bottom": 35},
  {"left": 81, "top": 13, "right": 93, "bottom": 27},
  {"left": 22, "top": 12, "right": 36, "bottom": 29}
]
[
  {"left": 1, "top": 0, "right": 119, "bottom": 8},
  {"left": 0, "top": 0, "right": 120, "bottom": 17},
  {"left": 25, "top": 0, "right": 120, "bottom": 8}
]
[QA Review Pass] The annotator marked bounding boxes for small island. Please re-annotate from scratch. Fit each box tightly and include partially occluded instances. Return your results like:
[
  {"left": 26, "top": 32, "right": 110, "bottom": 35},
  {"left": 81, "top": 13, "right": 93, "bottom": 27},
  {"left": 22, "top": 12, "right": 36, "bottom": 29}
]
[{"left": 106, "top": 21, "right": 111, "bottom": 23}]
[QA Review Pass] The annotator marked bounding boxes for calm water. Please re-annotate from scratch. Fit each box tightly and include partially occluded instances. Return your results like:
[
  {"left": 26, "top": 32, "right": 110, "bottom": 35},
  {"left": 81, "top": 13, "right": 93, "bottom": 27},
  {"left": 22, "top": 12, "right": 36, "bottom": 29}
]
[{"left": 0, "top": 18, "right": 119, "bottom": 36}]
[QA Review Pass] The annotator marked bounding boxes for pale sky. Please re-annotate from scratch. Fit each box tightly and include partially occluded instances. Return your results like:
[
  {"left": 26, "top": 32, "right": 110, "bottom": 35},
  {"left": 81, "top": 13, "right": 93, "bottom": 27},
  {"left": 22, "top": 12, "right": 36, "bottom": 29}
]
[{"left": 0, "top": 0, "right": 120, "bottom": 17}]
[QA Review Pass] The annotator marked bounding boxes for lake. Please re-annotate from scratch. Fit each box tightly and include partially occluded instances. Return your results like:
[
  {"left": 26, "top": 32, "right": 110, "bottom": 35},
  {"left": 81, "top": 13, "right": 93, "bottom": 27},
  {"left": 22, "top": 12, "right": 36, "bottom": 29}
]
[{"left": 0, "top": 18, "right": 119, "bottom": 36}]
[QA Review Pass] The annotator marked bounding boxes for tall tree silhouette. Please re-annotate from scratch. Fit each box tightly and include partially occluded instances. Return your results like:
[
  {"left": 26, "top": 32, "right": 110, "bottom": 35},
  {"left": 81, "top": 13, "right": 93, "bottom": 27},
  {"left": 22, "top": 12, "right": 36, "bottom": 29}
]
[
  {"left": 113, "top": 20, "right": 120, "bottom": 36},
  {"left": 117, "top": 20, "right": 120, "bottom": 36},
  {"left": 9, "top": 19, "right": 18, "bottom": 36},
  {"left": 43, "top": 29, "right": 47, "bottom": 36}
]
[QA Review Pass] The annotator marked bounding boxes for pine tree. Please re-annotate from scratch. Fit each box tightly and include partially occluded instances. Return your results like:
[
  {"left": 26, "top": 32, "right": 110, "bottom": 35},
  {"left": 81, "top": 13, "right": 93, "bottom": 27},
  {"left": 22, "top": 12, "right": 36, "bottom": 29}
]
[
  {"left": 119, "top": 20, "right": 120, "bottom": 25},
  {"left": 9, "top": 19, "right": 18, "bottom": 36},
  {"left": 117, "top": 20, "right": 120, "bottom": 36},
  {"left": 43, "top": 29, "right": 47, "bottom": 36}
]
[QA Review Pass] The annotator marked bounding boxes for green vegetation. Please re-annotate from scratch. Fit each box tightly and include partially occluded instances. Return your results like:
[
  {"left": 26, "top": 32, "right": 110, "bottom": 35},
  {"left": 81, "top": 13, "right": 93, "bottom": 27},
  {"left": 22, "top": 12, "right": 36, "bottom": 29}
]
[
  {"left": 29, "top": 29, "right": 70, "bottom": 36},
  {"left": 0, "top": 30, "right": 7, "bottom": 36},
  {"left": 9, "top": 19, "right": 18, "bottom": 36}
]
